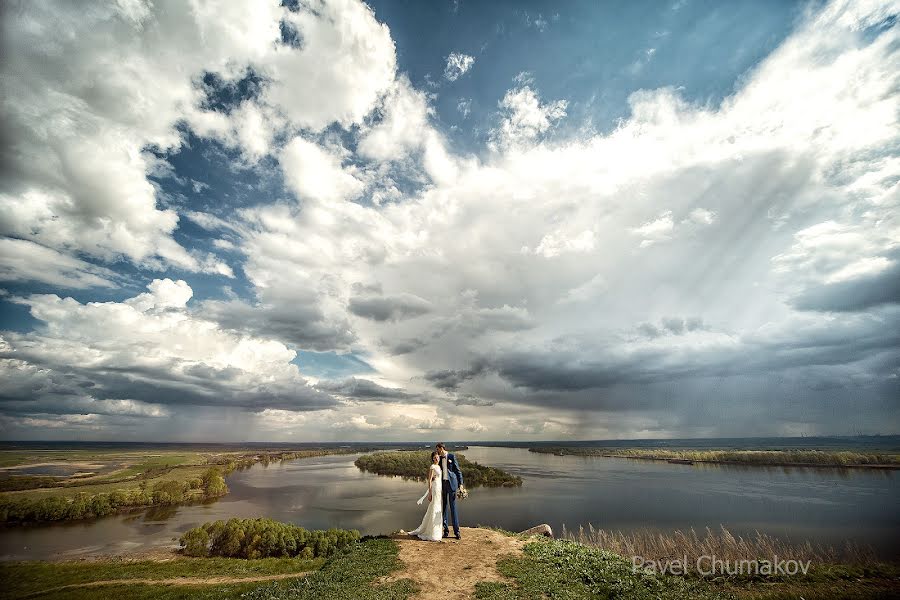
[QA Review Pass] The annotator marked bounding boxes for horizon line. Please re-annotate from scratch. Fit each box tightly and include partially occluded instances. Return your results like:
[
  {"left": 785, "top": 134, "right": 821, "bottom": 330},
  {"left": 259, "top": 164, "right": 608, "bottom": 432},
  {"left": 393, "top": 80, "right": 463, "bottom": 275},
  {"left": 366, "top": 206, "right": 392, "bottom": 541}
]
[{"left": 2, "top": 433, "right": 899, "bottom": 446}]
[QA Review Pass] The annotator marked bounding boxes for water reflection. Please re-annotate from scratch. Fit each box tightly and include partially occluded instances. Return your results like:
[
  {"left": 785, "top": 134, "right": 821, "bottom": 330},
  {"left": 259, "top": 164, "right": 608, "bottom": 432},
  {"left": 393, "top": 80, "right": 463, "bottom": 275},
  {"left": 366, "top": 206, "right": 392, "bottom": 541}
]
[{"left": 0, "top": 447, "right": 897, "bottom": 561}]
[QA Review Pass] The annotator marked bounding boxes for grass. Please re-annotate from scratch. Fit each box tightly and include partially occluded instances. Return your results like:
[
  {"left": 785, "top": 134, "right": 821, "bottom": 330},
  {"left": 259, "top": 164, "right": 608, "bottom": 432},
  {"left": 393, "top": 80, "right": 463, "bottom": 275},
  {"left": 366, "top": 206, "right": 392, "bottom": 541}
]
[
  {"left": 475, "top": 537, "right": 726, "bottom": 600},
  {"left": 240, "top": 537, "right": 417, "bottom": 600},
  {"left": 0, "top": 530, "right": 413, "bottom": 600},
  {"left": 354, "top": 451, "right": 523, "bottom": 487},
  {"left": 94, "top": 453, "right": 202, "bottom": 481},
  {"left": 0, "top": 556, "right": 322, "bottom": 600},
  {"left": 0, "top": 450, "right": 122, "bottom": 469},
  {"left": 475, "top": 536, "right": 900, "bottom": 600},
  {"left": 722, "top": 575, "right": 900, "bottom": 600},
  {"left": 561, "top": 524, "right": 878, "bottom": 566},
  {"left": 8, "top": 581, "right": 274, "bottom": 600},
  {"left": 0, "top": 449, "right": 211, "bottom": 500},
  {"left": 3, "top": 465, "right": 213, "bottom": 501},
  {"left": 530, "top": 447, "right": 900, "bottom": 468}
]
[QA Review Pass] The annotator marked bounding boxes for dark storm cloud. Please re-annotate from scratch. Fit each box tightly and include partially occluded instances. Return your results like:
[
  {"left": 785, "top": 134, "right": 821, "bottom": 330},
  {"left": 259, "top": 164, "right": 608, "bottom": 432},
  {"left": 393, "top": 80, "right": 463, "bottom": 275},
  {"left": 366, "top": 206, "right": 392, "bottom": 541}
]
[
  {"left": 182, "top": 363, "right": 243, "bottom": 381},
  {"left": 452, "top": 394, "right": 494, "bottom": 407},
  {"left": 0, "top": 351, "right": 337, "bottom": 413},
  {"left": 428, "top": 309, "right": 900, "bottom": 397},
  {"left": 424, "top": 360, "right": 489, "bottom": 390},
  {"left": 315, "top": 377, "right": 423, "bottom": 402},
  {"left": 637, "top": 317, "right": 706, "bottom": 339},
  {"left": 348, "top": 293, "right": 432, "bottom": 321},
  {"left": 0, "top": 396, "right": 163, "bottom": 417},
  {"left": 385, "top": 337, "right": 427, "bottom": 356},
  {"left": 199, "top": 298, "right": 357, "bottom": 351},
  {"left": 791, "top": 260, "right": 900, "bottom": 313}
]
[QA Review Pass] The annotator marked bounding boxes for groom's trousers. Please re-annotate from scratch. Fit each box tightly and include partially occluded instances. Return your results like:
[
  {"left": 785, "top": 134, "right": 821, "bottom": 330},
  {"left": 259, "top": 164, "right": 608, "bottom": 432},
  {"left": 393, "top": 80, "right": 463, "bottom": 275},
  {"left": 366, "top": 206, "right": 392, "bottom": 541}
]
[{"left": 441, "top": 481, "right": 459, "bottom": 535}]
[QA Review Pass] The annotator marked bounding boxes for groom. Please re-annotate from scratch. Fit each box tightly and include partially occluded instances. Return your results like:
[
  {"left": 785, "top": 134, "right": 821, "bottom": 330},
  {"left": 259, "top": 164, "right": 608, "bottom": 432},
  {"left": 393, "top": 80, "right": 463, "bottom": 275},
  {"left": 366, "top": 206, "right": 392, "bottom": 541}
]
[{"left": 436, "top": 442, "right": 463, "bottom": 539}]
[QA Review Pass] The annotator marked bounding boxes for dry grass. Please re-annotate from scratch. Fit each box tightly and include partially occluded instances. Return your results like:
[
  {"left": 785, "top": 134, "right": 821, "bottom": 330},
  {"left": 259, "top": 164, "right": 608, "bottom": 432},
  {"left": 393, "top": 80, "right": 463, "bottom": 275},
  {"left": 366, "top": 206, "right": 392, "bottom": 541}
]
[{"left": 561, "top": 524, "right": 878, "bottom": 565}]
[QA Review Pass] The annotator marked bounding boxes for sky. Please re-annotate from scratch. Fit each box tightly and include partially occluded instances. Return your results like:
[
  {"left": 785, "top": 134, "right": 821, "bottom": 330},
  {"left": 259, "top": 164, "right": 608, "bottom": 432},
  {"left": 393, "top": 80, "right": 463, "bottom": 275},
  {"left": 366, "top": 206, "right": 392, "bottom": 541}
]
[{"left": 0, "top": 0, "right": 898, "bottom": 442}]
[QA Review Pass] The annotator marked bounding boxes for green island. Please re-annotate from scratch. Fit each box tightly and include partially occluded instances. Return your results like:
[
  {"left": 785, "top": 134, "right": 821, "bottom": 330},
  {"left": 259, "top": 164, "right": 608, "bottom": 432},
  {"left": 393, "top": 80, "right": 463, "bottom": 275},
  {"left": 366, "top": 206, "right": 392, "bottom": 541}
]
[
  {"left": 1, "top": 520, "right": 896, "bottom": 600},
  {"left": 0, "top": 447, "right": 356, "bottom": 524},
  {"left": 529, "top": 447, "right": 900, "bottom": 468},
  {"left": 354, "top": 450, "right": 523, "bottom": 487}
]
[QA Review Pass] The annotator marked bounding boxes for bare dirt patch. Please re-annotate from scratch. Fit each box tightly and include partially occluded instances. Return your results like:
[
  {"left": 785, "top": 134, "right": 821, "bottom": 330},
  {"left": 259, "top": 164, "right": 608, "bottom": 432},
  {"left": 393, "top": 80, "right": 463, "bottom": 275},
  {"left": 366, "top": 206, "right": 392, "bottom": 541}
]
[{"left": 387, "top": 527, "right": 525, "bottom": 600}]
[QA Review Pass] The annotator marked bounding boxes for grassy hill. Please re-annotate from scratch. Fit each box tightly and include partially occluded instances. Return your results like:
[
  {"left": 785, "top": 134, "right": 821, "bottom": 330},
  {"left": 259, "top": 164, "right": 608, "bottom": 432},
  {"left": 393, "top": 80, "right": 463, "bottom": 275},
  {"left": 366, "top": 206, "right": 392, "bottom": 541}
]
[{"left": 4, "top": 526, "right": 896, "bottom": 600}]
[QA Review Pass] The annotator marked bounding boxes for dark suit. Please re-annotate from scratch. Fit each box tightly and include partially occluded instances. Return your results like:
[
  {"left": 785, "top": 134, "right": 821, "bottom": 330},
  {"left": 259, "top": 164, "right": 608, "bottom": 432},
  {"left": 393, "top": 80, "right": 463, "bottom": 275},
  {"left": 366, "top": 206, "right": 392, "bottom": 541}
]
[{"left": 440, "top": 452, "right": 463, "bottom": 536}]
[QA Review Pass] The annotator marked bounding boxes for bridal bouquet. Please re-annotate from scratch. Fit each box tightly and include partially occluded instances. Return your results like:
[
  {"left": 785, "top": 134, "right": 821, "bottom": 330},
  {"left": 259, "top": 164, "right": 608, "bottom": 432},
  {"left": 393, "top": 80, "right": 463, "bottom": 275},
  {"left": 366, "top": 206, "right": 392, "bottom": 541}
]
[{"left": 456, "top": 485, "right": 469, "bottom": 500}]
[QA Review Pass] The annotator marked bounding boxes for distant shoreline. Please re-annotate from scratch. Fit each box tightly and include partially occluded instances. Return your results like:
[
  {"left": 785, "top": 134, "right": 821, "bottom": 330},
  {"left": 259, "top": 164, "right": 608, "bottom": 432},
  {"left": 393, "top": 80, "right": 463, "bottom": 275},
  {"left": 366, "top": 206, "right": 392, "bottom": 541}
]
[
  {"left": 3, "top": 434, "right": 899, "bottom": 450},
  {"left": 529, "top": 447, "right": 900, "bottom": 469}
]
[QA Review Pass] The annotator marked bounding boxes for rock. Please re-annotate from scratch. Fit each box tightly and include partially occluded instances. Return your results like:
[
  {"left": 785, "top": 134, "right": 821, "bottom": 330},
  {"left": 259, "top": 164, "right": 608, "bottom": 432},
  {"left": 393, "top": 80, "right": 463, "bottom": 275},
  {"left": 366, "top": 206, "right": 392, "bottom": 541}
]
[{"left": 520, "top": 524, "right": 553, "bottom": 538}]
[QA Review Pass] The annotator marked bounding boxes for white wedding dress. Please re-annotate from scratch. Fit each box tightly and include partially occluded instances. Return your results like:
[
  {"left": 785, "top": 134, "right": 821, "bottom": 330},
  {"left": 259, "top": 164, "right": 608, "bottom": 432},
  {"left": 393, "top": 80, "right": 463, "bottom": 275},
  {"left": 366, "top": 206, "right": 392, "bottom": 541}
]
[{"left": 409, "top": 464, "right": 443, "bottom": 541}]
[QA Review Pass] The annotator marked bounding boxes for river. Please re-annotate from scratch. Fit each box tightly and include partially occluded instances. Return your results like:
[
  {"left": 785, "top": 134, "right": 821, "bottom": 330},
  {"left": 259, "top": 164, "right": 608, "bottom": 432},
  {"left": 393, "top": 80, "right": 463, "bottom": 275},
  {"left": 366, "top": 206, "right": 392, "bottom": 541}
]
[{"left": 1, "top": 446, "right": 897, "bottom": 560}]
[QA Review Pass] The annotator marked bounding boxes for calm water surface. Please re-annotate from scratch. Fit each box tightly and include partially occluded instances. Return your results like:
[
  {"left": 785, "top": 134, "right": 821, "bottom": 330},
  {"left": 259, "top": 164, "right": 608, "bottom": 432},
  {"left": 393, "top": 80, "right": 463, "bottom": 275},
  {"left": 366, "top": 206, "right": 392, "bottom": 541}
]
[{"left": 1, "top": 446, "right": 897, "bottom": 560}]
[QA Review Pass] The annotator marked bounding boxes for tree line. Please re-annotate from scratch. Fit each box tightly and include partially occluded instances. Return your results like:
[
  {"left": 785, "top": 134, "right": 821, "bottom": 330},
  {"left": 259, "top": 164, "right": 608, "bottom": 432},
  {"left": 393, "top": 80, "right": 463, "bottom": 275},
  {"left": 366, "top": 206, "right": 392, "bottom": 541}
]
[{"left": 0, "top": 467, "right": 227, "bottom": 523}]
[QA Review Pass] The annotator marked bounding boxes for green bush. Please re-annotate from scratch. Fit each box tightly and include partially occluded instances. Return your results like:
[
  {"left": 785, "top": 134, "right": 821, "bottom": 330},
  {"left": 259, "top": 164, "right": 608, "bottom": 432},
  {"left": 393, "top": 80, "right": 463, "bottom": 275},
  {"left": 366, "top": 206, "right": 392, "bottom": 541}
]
[
  {"left": 33, "top": 496, "right": 68, "bottom": 520},
  {"left": 90, "top": 494, "right": 113, "bottom": 517},
  {"left": 202, "top": 467, "right": 228, "bottom": 497},
  {"left": 67, "top": 492, "right": 93, "bottom": 520},
  {"left": 109, "top": 489, "right": 129, "bottom": 507},
  {"left": 151, "top": 480, "right": 187, "bottom": 505},
  {"left": 180, "top": 517, "right": 360, "bottom": 559},
  {"left": 180, "top": 526, "right": 210, "bottom": 557}
]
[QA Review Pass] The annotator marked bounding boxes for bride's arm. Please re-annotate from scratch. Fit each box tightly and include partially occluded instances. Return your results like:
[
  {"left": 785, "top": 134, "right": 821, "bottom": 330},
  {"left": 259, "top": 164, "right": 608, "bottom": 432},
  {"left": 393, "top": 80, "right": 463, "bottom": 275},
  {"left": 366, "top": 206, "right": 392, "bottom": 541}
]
[{"left": 427, "top": 466, "right": 434, "bottom": 502}]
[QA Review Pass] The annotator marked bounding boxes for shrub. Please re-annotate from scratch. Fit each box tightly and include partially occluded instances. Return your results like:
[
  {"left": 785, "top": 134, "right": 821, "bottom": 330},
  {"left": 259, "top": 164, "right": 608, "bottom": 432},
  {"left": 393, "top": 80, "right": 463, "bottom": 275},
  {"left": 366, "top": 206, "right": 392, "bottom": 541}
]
[
  {"left": 151, "top": 480, "right": 186, "bottom": 505},
  {"left": 67, "top": 493, "right": 93, "bottom": 520},
  {"left": 33, "top": 496, "right": 68, "bottom": 521},
  {"left": 108, "top": 489, "right": 129, "bottom": 507},
  {"left": 201, "top": 467, "right": 228, "bottom": 497},
  {"left": 179, "top": 517, "right": 360, "bottom": 559},
  {"left": 90, "top": 494, "right": 113, "bottom": 517},
  {"left": 180, "top": 526, "right": 210, "bottom": 557}
]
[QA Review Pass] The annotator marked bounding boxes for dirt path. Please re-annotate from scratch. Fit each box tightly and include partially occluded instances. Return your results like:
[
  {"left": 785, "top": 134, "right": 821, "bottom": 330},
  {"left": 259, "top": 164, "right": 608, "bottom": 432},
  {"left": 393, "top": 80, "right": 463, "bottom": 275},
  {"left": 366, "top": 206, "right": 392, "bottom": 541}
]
[
  {"left": 25, "top": 571, "right": 310, "bottom": 598},
  {"left": 387, "top": 527, "right": 525, "bottom": 600}
]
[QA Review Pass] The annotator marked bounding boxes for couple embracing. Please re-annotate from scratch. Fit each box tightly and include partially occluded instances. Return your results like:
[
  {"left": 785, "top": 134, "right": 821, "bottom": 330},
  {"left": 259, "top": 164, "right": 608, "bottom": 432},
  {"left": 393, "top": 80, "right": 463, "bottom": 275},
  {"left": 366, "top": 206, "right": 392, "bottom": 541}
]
[{"left": 408, "top": 442, "right": 463, "bottom": 541}]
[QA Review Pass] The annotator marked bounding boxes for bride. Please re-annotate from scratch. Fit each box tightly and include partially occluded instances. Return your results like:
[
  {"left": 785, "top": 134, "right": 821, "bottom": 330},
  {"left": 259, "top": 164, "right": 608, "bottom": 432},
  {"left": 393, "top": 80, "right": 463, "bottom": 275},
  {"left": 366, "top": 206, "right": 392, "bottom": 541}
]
[{"left": 408, "top": 451, "right": 443, "bottom": 541}]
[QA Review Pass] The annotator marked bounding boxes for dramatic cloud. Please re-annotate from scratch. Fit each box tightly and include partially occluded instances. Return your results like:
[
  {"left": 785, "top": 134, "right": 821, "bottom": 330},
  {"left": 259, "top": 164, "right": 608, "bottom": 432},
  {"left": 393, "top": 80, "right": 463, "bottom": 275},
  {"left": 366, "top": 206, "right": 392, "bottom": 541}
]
[
  {"left": 0, "top": 0, "right": 394, "bottom": 280},
  {"left": 2, "top": 0, "right": 898, "bottom": 440},
  {"left": 0, "top": 280, "right": 335, "bottom": 415},
  {"left": 315, "top": 377, "right": 418, "bottom": 401},
  {"left": 348, "top": 293, "right": 433, "bottom": 322},
  {"left": 0, "top": 239, "right": 118, "bottom": 289}
]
